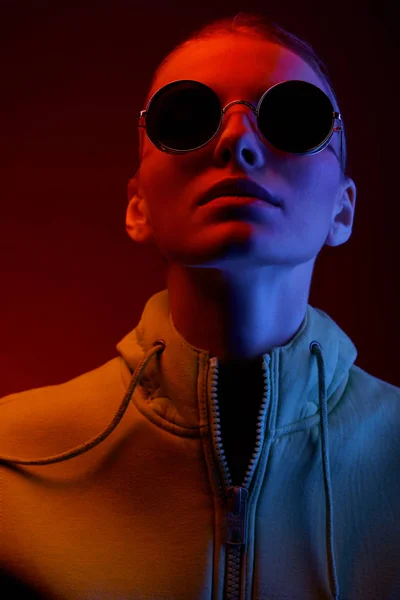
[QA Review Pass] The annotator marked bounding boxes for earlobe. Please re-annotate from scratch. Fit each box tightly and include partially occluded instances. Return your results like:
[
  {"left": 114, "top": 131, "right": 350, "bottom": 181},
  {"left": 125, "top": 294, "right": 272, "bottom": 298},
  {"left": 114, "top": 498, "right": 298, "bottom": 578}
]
[
  {"left": 325, "top": 177, "right": 357, "bottom": 248},
  {"left": 125, "top": 196, "right": 138, "bottom": 236},
  {"left": 125, "top": 191, "right": 154, "bottom": 245}
]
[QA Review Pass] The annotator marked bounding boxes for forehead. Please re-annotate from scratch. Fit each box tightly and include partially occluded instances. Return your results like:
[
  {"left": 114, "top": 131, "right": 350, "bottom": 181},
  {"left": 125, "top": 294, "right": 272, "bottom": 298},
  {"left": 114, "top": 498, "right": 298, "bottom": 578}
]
[{"left": 149, "top": 35, "right": 335, "bottom": 108}]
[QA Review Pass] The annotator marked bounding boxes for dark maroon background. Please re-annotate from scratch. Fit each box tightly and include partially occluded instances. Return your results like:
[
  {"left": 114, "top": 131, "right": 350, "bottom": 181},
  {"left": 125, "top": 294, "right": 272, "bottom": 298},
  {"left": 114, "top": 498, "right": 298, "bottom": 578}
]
[{"left": 1, "top": 0, "right": 399, "bottom": 397}]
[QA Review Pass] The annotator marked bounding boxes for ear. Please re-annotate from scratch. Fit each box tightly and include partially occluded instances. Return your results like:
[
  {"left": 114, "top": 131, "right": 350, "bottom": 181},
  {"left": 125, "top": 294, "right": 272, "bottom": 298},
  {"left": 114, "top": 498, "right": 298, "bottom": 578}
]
[
  {"left": 325, "top": 176, "right": 357, "bottom": 247},
  {"left": 125, "top": 174, "right": 154, "bottom": 244}
]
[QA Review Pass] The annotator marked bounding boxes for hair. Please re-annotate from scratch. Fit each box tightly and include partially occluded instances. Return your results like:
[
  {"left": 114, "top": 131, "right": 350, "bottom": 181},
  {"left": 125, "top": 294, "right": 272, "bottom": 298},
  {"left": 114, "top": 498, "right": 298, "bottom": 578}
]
[{"left": 139, "top": 11, "right": 348, "bottom": 180}]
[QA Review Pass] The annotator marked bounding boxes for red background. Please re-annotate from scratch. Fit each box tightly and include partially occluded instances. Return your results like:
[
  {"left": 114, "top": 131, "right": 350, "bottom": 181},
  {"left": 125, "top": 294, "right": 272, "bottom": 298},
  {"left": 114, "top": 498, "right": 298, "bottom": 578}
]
[{"left": 1, "top": 0, "right": 399, "bottom": 396}]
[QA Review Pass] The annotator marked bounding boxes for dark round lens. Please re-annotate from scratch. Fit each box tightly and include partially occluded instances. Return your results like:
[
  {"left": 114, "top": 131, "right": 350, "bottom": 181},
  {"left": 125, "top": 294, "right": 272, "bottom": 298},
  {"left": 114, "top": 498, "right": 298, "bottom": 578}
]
[
  {"left": 146, "top": 80, "right": 221, "bottom": 151},
  {"left": 258, "top": 80, "right": 334, "bottom": 154}
]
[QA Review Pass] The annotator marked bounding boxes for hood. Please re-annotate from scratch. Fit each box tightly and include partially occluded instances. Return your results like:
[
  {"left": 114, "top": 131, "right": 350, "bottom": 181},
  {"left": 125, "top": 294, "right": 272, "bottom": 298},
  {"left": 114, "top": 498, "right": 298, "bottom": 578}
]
[{"left": 116, "top": 289, "right": 357, "bottom": 430}]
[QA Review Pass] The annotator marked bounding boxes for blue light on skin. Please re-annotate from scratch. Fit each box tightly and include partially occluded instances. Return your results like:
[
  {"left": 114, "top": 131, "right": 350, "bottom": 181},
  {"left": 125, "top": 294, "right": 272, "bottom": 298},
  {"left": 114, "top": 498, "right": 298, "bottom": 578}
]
[{"left": 127, "top": 35, "right": 357, "bottom": 382}]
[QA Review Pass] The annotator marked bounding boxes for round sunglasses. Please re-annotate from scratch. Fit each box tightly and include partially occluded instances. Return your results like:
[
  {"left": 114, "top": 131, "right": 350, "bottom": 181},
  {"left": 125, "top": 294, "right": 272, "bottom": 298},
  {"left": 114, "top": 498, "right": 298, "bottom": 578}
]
[{"left": 137, "top": 79, "right": 344, "bottom": 168}]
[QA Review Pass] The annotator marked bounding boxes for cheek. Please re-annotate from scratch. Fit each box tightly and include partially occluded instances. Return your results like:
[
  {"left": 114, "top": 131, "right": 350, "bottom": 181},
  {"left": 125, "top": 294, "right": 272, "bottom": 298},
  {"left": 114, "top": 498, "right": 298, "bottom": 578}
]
[
  {"left": 140, "top": 157, "right": 190, "bottom": 233},
  {"left": 288, "top": 153, "right": 340, "bottom": 201},
  {"left": 141, "top": 150, "right": 202, "bottom": 224},
  {"left": 287, "top": 160, "right": 339, "bottom": 230},
  {"left": 141, "top": 152, "right": 188, "bottom": 194}
]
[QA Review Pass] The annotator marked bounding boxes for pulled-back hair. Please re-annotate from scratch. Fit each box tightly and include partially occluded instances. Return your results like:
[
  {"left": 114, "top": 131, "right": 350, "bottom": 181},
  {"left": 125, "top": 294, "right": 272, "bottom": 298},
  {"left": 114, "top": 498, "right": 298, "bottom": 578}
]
[{"left": 140, "top": 11, "right": 348, "bottom": 178}]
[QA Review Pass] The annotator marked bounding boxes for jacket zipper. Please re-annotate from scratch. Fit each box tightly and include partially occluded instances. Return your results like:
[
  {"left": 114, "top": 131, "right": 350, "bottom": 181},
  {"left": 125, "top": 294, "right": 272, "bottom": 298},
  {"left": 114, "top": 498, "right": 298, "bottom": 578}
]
[
  {"left": 209, "top": 356, "right": 271, "bottom": 600},
  {"left": 225, "top": 486, "right": 249, "bottom": 599}
]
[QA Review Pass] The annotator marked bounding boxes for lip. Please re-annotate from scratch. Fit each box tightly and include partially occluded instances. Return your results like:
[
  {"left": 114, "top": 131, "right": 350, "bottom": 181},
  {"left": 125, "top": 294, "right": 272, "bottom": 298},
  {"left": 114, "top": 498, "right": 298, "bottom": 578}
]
[{"left": 197, "top": 177, "right": 281, "bottom": 207}]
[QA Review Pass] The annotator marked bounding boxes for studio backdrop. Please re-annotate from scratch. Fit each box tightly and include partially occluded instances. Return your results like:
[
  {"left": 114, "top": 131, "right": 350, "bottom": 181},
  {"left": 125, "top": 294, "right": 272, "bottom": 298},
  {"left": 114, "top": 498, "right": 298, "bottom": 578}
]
[{"left": 1, "top": 0, "right": 398, "bottom": 396}]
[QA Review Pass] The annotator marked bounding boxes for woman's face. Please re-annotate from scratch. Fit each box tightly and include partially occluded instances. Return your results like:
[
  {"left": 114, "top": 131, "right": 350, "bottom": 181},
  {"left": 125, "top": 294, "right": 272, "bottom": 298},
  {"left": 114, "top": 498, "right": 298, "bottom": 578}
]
[{"left": 127, "top": 35, "right": 355, "bottom": 270}]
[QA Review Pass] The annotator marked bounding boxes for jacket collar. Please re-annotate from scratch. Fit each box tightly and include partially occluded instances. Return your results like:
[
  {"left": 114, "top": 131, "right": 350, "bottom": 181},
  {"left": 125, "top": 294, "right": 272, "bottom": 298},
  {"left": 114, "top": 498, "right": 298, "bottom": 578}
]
[{"left": 116, "top": 289, "right": 358, "bottom": 429}]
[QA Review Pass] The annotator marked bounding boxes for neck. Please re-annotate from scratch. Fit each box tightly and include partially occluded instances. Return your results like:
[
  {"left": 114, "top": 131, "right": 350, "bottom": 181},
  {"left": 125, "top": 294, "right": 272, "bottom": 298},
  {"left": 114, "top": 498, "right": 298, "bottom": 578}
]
[{"left": 166, "top": 262, "right": 312, "bottom": 362}]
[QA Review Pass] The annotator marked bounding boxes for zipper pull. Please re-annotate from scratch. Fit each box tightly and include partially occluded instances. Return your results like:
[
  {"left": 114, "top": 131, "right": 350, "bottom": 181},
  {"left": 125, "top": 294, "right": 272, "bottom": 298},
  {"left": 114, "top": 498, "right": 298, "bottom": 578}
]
[{"left": 226, "top": 486, "right": 249, "bottom": 546}]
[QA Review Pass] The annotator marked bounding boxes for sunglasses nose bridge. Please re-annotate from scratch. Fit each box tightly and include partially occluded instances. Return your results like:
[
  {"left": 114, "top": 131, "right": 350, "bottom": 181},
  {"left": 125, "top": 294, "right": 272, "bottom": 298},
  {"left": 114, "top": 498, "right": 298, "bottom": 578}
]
[
  {"left": 218, "top": 99, "right": 261, "bottom": 141},
  {"left": 220, "top": 99, "right": 259, "bottom": 122}
]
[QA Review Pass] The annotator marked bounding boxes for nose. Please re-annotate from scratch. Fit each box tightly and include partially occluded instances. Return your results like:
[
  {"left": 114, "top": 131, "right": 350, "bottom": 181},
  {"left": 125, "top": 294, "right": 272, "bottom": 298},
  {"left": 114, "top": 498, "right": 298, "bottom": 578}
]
[{"left": 214, "top": 102, "right": 269, "bottom": 168}]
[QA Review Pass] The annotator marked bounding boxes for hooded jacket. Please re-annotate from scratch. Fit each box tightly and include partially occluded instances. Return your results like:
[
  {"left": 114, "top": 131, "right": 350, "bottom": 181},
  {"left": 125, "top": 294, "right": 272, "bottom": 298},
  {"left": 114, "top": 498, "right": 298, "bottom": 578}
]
[{"left": 0, "top": 289, "right": 399, "bottom": 600}]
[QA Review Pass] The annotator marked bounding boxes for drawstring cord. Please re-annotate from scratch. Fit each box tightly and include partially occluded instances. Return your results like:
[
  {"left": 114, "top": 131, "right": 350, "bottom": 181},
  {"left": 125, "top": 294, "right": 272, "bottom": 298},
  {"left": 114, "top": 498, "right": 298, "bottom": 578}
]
[
  {"left": 310, "top": 341, "right": 340, "bottom": 600},
  {"left": 0, "top": 339, "right": 166, "bottom": 466}
]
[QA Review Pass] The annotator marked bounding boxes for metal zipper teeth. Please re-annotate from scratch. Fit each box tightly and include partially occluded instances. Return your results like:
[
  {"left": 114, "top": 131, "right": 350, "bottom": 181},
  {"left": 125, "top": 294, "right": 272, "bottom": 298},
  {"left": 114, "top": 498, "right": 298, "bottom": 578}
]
[
  {"left": 208, "top": 356, "right": 271, "bottom": 600},
  {"left": 208, "top": 355, "right": 271, "bottom": 489}
]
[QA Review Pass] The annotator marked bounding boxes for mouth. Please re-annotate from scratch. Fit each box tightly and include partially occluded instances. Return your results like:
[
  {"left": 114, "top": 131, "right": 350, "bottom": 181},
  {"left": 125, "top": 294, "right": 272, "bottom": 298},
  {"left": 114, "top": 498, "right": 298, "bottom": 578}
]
[
  {"left": 202, "top": 195, "right": 279, "bottom": 213},
  {"left": 204, "top": 195, "right": 280, "bottom": 209},
  {"left": 198, "top": 178, "right": 281, "bottom": 208}
]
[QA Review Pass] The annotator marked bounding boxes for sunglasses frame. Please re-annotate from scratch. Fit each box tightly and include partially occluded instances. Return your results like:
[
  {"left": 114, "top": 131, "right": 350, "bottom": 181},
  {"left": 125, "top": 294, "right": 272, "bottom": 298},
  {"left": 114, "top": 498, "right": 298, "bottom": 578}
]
[{"left": 137, "top": 79, "right": 344, "bottom": 169}]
